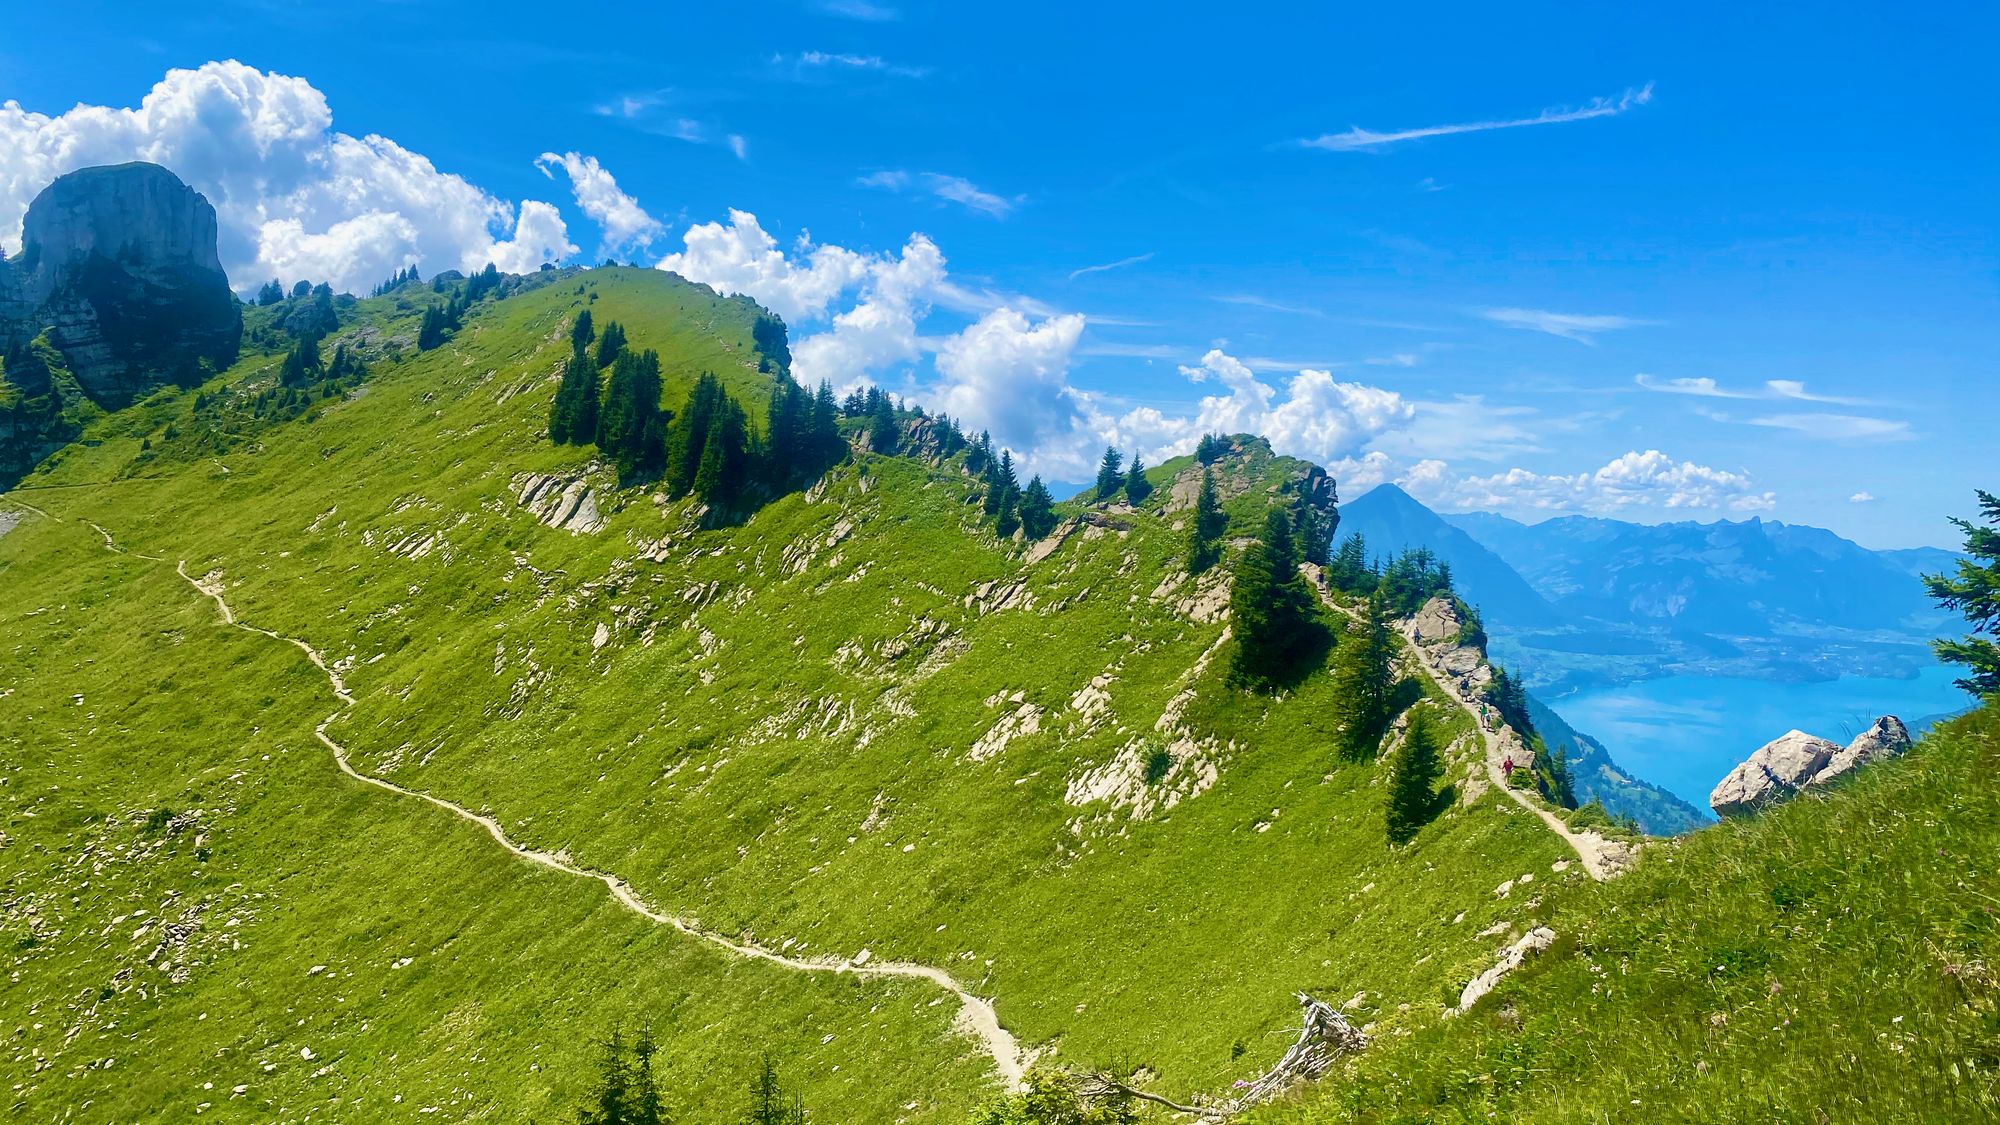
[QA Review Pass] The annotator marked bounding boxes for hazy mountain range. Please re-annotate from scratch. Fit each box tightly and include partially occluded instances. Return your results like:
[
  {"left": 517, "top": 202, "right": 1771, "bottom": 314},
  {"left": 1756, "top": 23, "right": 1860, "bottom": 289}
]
[{"left": 1341, "top": 483, "right": 1961, "bottom": 695}]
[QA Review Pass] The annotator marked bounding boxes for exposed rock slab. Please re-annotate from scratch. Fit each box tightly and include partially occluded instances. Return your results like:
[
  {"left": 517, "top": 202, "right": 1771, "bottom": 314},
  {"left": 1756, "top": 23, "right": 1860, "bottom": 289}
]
[
  {"left": 1456, "top": 926, "right": 1556, "bottom": 1012},
  {"left": 1710, "top": 717, "right": 1910, "bottom": 817}
]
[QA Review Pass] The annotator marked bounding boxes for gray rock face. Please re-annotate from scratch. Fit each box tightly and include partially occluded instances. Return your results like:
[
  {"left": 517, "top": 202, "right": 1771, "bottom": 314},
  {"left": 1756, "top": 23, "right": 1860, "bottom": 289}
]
[
  {"left": 1811, "top": 715, "right": 1912, "bottom": 786},
  {"left": 1710, "top": 717, "right": 1910, "bottom": 817},
  {"left": 2, "top": 162, "right": 240, "bottom": 402}
]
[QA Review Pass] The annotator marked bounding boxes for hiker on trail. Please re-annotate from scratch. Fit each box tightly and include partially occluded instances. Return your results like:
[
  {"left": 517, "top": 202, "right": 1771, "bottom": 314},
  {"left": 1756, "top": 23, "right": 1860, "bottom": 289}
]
[{"left": 1502, "top": 756, "right": 1515, "bottom": 777}]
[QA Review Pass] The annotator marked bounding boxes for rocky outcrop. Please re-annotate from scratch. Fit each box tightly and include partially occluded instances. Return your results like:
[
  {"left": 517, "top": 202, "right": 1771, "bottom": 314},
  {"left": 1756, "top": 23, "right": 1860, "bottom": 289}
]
[
  {"left": 1812, "top": 715, "right": 1912, "bottom": 785},
  {"left": 1455, "top": 926, "right": 1557, "bottom": 1012},
  {"left": 1709, "top": 717, "right": 1911, "bottom": 817},
  {"left": 1401, "top": 595, "right": 1493, "bottom": 698},
  {"left": 513, "top": 469, "right": 606, "bottom": 534},
  {"left": 2, "top": 162, "right": 240, "bottom": 404}
]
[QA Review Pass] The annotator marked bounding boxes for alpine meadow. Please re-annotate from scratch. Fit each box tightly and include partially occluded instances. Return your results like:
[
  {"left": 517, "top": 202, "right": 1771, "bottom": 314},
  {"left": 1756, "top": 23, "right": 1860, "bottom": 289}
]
[{"left": 3, "top": 8, "right": 1997, "bottom": 1124}]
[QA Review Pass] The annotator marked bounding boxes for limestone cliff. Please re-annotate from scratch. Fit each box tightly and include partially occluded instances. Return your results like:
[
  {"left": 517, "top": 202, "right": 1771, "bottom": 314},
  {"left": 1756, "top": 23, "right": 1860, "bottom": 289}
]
[{"left": 2, "top": 162, "right": 241, "bottom": 404}]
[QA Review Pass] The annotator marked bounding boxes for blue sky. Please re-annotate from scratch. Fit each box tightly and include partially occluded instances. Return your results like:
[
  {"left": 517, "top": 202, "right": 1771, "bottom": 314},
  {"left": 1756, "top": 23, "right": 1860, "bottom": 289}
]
[{"left": 1, "top": 1, "right": 1993, "bottom": 546}]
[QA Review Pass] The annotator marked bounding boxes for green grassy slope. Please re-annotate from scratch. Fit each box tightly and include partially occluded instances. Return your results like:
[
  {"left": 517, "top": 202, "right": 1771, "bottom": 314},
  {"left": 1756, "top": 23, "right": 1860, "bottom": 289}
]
[
  {"left": 1252, "top": 705, "right": 2000, "bottom": 1124},
  {"left": 4, "top": 268, "right": 1580, "bottom": 1118}
]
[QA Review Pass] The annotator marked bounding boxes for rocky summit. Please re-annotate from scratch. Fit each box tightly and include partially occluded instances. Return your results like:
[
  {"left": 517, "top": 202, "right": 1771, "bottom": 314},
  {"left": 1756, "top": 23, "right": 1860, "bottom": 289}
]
[{"left": 1, "top": 161, "right": 240, "bottom": 402}]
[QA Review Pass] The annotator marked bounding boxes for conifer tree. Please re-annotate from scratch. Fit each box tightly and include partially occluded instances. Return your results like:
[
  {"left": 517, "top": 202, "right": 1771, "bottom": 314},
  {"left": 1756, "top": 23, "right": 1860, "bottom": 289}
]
[
  {"left": 417, "top": 305, "right": 449, "bottom": 351},
  {"left": 1228, "top": 507, "right": 1324, "bottom": 689},
  {"left": 279, "top": 334, "right": 324, "bottom": 387},
  {"left": 1328, "top": 533, "right": 1375, "bottom": 593},
  {"left": 746, "top": 1056, "right": 806, "bottom": 1125},
  {"left": 984, "top": 450, "right": 1020, "bottom": 519},
  {"left": 1094, "top": 446, "right": 1124, "bottom": 500},
  {"left": 549, "top": 344, "right": 600, "bottom": 445},
  {"left": 596, "top": 349, "right": 664, "bottom": 480},
  {"left": 868, "top": 392, "right": 899, "bottom": 453},
  {"left": 1124, "top": 455, "right": 1153, "bottom": 505},
  {"left": 1019, "top": 476, "right": 1057, "bottom": 539},
  {"left": 1333, "top": 589, "right": 1399, "bottom": 760},
  {"left": 595, "top": 321, "right": 626, "bottom": 369},
  {"left": 1195, "top": 433, "right": 1227, "bottom": 464},
  {"left": 1188, "top": 467, "right": 1227, "bottom": 574},
  {"left": 1926, "top": 490, "right": 2000, "bottom": 697},
  {"left": 1293, "top": 492, "right": 1332, "bottom": 567},
  {"left": 571, "top": 308, "right": 595, "bottom": 351},
  {"left": 666, "top": 374, "right": 725, "bottom": 498},
  {"left": 1385, "top": 706, "right": 1443, "bottom": 844},
  {"left": 811, "top": 380, "right": 840, "bottom": 463},
  {"left": 256, "top": 279, "right": 284, "bottom": 307},
  {"left": 1540, "top": 741, "right": 1578, "bottom": 809},
  {"left": 996, "top": 493, "right": 1021, "bottom": 539}
]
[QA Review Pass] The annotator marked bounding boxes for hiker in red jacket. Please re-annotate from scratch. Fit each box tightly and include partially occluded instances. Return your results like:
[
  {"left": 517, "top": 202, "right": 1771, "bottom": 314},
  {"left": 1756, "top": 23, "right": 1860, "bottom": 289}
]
[{"left": 1502, "top": 756, "right": 1516, "bottom": 777}]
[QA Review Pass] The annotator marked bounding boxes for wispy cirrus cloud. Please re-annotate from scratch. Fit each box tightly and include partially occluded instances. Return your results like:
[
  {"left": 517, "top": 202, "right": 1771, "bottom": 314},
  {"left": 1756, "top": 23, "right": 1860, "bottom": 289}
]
[
  {"left": 771, "top": 51, "right": 931, "bottom": 79},
  {"left": 1746, "top": 413, "right": 1913, "bottom": 441},
  {"left": 1482, "top": 307, "right": 1656, "bottom": 343},
  {"left": 594, "top": 91, "right": 748, "bottom": 161},
  {"left": 859, "top": 170, "right": 1022, "bottom": 217},
  {"left": 1635, "top": 374, "right": 1875, "bottom": 406},
  {"left": 1068, "top": 252, "right": 1153, "bottom": 280},
  {"left": 1301, "top": 83, "right": 1654, "bottom": 151}
]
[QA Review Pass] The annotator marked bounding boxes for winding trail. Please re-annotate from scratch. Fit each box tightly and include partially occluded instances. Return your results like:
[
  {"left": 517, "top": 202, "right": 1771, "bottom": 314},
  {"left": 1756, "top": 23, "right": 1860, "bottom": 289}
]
[
  {"left": 1396, "top": 623, "right": 1633, "bottom": 881},
  {"left": 11, "top": 501, "right": 1026, "bottom": 1090},
  {"left": 1305, "top": 575, "right": 1631, "bottom": 881}
]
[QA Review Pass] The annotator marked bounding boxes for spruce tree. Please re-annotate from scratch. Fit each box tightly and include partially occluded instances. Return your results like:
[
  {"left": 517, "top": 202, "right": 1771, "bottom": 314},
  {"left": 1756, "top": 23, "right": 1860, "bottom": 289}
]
[
  {"left": 868, "top": 392, "right": 899, "bottom": 453},
  {"left": 1019, "top": 476, "right": 1057, "bottom": 539},
  {"left": 1293, "top": 492, "right": 1331, "bottom": 567},
  {"left": 1188, "top": 467, "right": 1226, "bottom": 574},
  {"left": 1228, "top": 507, "right": 1324, "bottom": 689},
  {"left": 596, "top": 350, "right": 664, "bottom": 480},
  {"left": 1094, "top": 446, "right": 1124, "bottom": 500},
  {"left": 279, "top": 334, "right": 324, "bottom": 387},
  {"left": 1385, "top": 706, "right": 1443, "bottom": 844},
  {"left": 549, "top": 344, "right": 600, "bottom": 445},
  {"left": 666, "top": 374, "right": 725, "bottom": 498},
  {"left": 1333, "top": 589, "right": 1399, "bottom": 760},
  {"left": 810, "top": 380, "right": 840, "bottom": 464},
  {"left": 571, "top": 308, "right": 595, "bottom": 351},
  {"left": 417, "top": 306, "right": 448, "bottom": 350},
  {"left": 1926, "top": 490, "right": 2000, "bottom": 697},
  {"left": 1328, "top": 533, "right": 1374, "bottom": 594},
  {"left": 595, "top": 321, "right": 626, "bottom": 369},
  {"left": 995, "top": 493, "right": 1021, "bottom": 539},
  {"left": 1125, "top": 455, "right": 1153, "bottom": 505}
]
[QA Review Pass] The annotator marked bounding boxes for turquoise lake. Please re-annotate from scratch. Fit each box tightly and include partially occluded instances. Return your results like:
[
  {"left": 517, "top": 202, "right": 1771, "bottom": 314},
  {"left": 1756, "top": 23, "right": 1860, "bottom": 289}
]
[{"left": 1551, "top": 664, "right": 1975, "bottom": 813}]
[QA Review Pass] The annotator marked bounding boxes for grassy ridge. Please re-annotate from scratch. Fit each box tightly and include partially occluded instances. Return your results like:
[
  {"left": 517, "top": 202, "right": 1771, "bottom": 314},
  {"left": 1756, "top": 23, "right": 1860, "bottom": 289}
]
[
  {"left": 5, "top": 267, "right": 1576, "bottom": 1117},
  {"left": 1254, "top": 705, "right": 2000, "bottom": 1124}
]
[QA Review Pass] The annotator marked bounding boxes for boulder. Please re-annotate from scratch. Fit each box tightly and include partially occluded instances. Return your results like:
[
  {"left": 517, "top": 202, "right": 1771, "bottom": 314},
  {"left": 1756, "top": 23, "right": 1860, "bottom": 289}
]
[
  {"left": 1710, "top": 717, "right": 1910, "bottom": 817},
  {"left": 1709, "top": 730, "right": 1840, "bottom": 817},
  {"left": 1811, "top": 715, "right": 1912, "bottom": 786}
]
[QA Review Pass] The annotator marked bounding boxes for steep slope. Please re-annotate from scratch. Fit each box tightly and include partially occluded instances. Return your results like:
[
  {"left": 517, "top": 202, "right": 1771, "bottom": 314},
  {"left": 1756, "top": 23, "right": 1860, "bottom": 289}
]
[
  {"left": 1340, "top": 484, "right": 1702, "bottom": 834},
  {"left": 2, "top": 266, "right": 1590, "bottom": 1119},
  {"left": 1522, "top": 695, "right": 1708, "bottom": 835},
  {"left": 1253, "top": 704, "right": 2000, "bottom": 1124}
]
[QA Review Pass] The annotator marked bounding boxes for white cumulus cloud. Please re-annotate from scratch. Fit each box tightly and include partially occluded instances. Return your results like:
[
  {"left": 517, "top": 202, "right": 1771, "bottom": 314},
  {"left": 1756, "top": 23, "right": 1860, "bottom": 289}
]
[
  {"left": 0, "top": 60, "right": 575, "bottom": 295},
  {"left": 1402, "top": 449, "right": 1775, "bottom": 515},
  {"left": 536, "top": 151, "right": 663, "bottom": 253}
]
